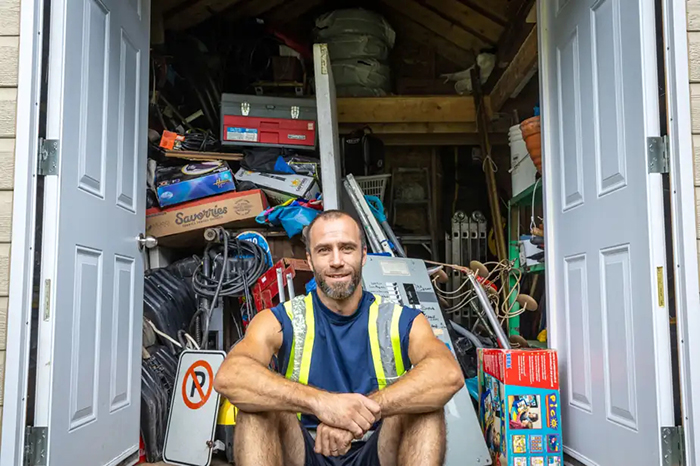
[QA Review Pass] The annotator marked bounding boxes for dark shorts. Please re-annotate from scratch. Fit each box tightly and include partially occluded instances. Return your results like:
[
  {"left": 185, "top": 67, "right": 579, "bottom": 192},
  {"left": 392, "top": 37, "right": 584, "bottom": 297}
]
[{"left": 302, "top": 424, "right": 382, "bottom": 466}]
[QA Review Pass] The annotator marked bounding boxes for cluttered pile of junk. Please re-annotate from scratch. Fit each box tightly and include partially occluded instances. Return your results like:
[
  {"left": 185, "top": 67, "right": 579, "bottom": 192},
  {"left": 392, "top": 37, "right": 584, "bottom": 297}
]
[{"left": 138, "top": 6, "right": 561, "bottom": 466}]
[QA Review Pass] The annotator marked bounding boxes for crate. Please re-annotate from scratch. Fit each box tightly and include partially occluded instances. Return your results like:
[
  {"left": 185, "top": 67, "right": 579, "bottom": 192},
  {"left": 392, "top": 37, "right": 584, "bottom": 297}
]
[{"left": 355, "top": 174, "right": 391, "bottom": 202}]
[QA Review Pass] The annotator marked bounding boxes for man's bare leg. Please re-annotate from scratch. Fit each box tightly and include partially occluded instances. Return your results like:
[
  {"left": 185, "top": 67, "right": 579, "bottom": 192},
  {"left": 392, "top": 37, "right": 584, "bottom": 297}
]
[
  {"left": 234, "top": 411, "right": 306, "bottom": 466},
  {"left": 377, "top": 410, "right": 446, "bottom": 466}
]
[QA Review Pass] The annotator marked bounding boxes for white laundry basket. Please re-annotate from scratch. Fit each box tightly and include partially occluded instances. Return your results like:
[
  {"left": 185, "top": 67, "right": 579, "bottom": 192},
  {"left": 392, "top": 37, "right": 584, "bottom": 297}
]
[{"left": 354, "top": 174, "right": 391, "bottom": 202}]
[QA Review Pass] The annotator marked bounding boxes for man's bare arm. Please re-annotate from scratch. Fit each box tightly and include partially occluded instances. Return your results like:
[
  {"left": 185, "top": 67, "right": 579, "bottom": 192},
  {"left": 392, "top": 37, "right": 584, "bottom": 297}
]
[
  {"left": 213, "top": 310, "right": 319, "bottom": 414},
  {"left": 213, "top": 310, "right": 380, "bottom": 437},
  {"left": 369, "top": 314, "right": 464, "bottom": 417}
]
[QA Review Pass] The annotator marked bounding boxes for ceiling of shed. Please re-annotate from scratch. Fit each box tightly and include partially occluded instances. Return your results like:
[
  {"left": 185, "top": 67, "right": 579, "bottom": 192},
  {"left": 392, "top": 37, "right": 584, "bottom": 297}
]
[{"left": 154, "top": 0, "right": 534, "bottom": 72}]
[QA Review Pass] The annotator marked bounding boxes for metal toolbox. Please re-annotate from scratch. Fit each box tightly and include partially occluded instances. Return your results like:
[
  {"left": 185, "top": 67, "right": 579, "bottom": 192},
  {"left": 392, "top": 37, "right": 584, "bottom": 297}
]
[{"left": 220, "top": 93, "right": 317, "bottom": 150}]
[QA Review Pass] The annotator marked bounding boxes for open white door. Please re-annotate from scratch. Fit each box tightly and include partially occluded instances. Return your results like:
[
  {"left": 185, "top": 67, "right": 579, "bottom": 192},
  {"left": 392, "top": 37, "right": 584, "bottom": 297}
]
[
  {"left": 539, "top": 0, "right": 674, "bottom": 465},
  {"left": 36, "top": 0, "right": 150, "bottom": 464}
]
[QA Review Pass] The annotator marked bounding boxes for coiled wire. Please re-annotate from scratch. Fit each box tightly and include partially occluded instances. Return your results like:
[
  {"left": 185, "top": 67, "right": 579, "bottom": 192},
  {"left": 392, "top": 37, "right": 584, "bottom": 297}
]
[{"left": 190, "top": 230, "right": 269, "bottom": 348}]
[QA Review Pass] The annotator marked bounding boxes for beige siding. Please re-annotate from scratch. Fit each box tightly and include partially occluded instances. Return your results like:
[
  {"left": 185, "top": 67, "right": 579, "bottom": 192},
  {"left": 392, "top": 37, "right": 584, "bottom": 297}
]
[
  {"left": 690, "top": 0, "right": 700, "bottom": 287},
  {"left": 0, "top": 0, "right": 20, "bottom": 443}
]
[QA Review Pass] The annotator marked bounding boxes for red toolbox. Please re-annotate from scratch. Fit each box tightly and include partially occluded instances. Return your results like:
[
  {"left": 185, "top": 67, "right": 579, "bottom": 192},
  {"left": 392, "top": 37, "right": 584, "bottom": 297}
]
[
  {"left": 221, "top": 94, "right": 317, "bottom": 150},
  {"left": 252, "top": 258, "right": 314, "bottom": 311}
]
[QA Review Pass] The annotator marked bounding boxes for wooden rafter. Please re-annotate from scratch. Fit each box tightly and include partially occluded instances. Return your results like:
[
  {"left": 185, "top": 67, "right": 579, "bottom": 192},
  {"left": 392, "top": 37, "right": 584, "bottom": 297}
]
[
  {"left": 380, "top": 0, "right": 485, "bottom": 52},
  {"left": 264, "top": 0, "right": 325, "bottom": 25},
  {"left": 484, "top": 0, "right": 536, "bottom": 90},
  {"left": 466, "top": 0, "right": 510, "bottom": 23},
  {"left": 423, "top": 0, "right": 504, "bottom": 44},
  {"left": 225, "top": 0, "right": 287, "bottom": 20},
  {"left": 164, "top": 0, "right": 246, "bottom": 30},
  {"left": 490, "top": 25, "right": 538, "bottom": 111},
  {"left": 386, "top": 12, "right": 473, "bottom": 68}
]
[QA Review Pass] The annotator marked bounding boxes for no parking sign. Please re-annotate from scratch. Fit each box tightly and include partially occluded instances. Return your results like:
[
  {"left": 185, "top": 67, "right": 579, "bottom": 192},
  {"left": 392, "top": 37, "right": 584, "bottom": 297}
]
[{"left": 164, "top": 350, "right": 226, "bottom": 466}]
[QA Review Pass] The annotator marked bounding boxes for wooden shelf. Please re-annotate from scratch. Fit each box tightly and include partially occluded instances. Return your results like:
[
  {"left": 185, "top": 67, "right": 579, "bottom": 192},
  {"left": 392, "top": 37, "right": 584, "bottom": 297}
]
[
  {"left": 509, "top": 179, "right": 542, "bottom": 206},
  {"left": 336, "top": 96, "right": 491, "bottom": 124}
]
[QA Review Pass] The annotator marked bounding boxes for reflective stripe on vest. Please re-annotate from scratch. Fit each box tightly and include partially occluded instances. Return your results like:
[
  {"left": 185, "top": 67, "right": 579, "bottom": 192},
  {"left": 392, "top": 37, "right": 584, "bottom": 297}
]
[
  {"left": 283, "top": 293, "right": 315, "bottom": 384},
  {"left": 368, "top": 298, "right": 406, "bottom": 390},
  {"left": 284, "top": 293, "right": 406, "bottom": 392}
]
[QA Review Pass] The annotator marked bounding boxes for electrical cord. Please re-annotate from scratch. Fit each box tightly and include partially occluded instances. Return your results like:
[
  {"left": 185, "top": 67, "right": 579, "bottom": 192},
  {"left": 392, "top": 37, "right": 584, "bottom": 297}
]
[
  {"left": 181, "top": 129, "right": 219, "bottom": 152},
  {"left": 191, "top": 229, "right": 269, "bottom": 348}
]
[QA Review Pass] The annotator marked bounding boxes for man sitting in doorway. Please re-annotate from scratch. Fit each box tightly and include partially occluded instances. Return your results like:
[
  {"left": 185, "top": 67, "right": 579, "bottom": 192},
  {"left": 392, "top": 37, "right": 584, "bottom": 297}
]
[{"left": 214, "top": 210, "right": 464, "bottom": 466}]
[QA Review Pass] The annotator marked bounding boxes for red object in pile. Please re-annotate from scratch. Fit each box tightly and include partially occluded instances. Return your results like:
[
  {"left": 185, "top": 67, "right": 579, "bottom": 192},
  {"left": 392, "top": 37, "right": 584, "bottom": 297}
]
[
  {"left": 253, "top": 258, "right": 313, "bottom": 312},
  {"left": 222, "top": 114, "right": 316, "bottom": 149},
  {"left": 476, "top": 275, "right": 497, "bottom": 291}
]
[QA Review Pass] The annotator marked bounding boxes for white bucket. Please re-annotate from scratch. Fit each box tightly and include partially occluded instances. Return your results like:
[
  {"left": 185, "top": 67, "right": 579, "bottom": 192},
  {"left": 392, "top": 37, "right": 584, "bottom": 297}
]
[{"left": 509, "top": 124, "right": 537, "bottom": 197}]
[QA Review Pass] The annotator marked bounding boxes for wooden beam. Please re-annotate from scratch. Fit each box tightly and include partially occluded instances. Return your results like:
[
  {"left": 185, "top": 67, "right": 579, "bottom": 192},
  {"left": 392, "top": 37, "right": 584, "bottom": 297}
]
[
  {"left": 226, "top": 0, "right": 286, "bottom": 20},
  {"left": 387, "top": 13, "right": 474, "bottom": 68},
  {"left": 336, "top": 96, "right": 490, "bottom": 124},
  {"left": 339, "top": 122, "right": 478, "bottom": 134},
  {"left": 264, "top": 0, "right": 324, "bottom": 25},
  {"left": 165, "top": 0, "right": 246, "bottom": 30},
  {"left": 423, "top": 0, "right": 504, "bottom": 44},
  {"left": 483, "top": 0, "right": 536, "bottom": 91},
  {"left": 370, "top": 132, "right": 508, "bottom": 146},
  {"left": 490, "top": 26, "right": 538, "bottom": 111},
  {"left": 465, "top": 0, "right": 510, "bottom": 23},
  {"left": 381, "top": 0, "right": 485, "bottom": 52}
]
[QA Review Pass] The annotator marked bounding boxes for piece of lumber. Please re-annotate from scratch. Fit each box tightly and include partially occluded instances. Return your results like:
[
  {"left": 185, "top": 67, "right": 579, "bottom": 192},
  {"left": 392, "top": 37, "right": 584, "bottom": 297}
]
[
  {"left": 387, "top": 12, "right": 473, "bottom": 68},
  {"left": 380, "top": 0, "right": 485, "bottom": 52},
  {"left": 490, "top": 26, "right": 538, "bottom": 111},
  {"left": 164, "top": 0, "right": 246, "bottom": 30},
  {"left": 370, "top": 132, "right": 507, "bottom": 146},
  {"left": 225, "top": 0, "right": 286, "bottom": 20},
  {"left": 339, "top": 122, "right": 478, "bottom": 134},
  {"left": 423, "top": 0, "right": 504, "bottom": 44},
  {"left": 264, "top": 0, "right": 324, "bottom": 25},
  {"left": 164, "top": 150, "right": 244, "bottom": 162},
  {"left": 465, "top": 0, "right": 510, "bottom": 23},
  {"left": 471, "top": 66, "right": 507, "bottom": 262},
  {"left": 484, "top": 0, "right": 536, "bottom": 89},
  {"left": 336, "top": 96, "right": 490, "bottom": 124}
]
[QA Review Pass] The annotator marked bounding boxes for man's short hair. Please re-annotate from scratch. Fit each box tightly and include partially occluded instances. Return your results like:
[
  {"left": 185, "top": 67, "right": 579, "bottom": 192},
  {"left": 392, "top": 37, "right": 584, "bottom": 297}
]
[{"left": 303, "top": 210, "right": 367, "bottom": 253}]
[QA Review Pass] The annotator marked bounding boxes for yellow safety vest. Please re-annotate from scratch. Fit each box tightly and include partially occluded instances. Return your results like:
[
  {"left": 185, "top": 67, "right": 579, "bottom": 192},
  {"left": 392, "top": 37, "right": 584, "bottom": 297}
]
[{"left": 282, "top": 293, "right": 407, "bottom": 390}]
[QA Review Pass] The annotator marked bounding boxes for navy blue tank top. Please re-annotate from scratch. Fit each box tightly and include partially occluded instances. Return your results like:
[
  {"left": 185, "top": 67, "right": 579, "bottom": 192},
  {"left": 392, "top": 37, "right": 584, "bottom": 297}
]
[{"left": 270, "top": 290, "right": 421, "bottom": 428}]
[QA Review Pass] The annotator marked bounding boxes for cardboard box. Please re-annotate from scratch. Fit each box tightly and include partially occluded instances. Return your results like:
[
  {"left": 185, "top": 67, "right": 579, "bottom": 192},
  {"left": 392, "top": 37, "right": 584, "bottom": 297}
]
[
  {"left": 156, "top": 161, "right": 236, "bottom": 207},
  {"left": 234, "top": 168, "right": 320, "bottom": 205},
  {"left": 478, "top": 349, "right": 563, "bottom": 466},
  {"left": 146, "top": 189, "right": 268, "bottom": 240}
]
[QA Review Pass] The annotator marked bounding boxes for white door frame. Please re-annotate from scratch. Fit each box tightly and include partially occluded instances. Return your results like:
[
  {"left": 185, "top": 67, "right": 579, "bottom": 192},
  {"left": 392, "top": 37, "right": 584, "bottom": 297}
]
[
  {"left": 539, "top": 0, "right": 700, "bottom": 462},
  {"left": 2, "top": 0, "right": 700, "bottom": 463},
  {"left": 0, "top": 0, "right": 45, "bottom": 464},
  {"left": 659, "top": 0, "right": 700, "bottom": 463}
]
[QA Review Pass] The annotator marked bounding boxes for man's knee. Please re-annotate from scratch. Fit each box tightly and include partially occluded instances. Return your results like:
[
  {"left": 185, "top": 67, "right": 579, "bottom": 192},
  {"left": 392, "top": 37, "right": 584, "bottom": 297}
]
[{"left": 395, "top": 410, "right": 446, "bottom": 433}]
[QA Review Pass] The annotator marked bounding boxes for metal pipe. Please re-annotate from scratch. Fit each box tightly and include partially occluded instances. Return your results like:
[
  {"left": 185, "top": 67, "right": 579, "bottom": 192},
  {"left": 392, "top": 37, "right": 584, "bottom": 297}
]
[
  {"left": 277, "top": 268, "right": 286, "bottom": 303},
  {"left": 467, "top": 274, "right": 511, "bottom": 349},
  {"left": 286, "top": 273, "right": 295, "bottom": 300}
]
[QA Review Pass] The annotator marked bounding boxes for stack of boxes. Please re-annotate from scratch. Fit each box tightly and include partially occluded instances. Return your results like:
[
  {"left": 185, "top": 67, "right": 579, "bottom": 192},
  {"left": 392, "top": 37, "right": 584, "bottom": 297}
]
[{"left": 478, "top": 348, "right": 564, "bottom": 466}]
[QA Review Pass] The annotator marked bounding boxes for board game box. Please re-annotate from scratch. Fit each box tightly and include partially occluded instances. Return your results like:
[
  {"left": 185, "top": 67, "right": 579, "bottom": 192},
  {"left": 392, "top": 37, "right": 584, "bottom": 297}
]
[{"left": 478, "top": 348, "right": 563, "bottom": 466}]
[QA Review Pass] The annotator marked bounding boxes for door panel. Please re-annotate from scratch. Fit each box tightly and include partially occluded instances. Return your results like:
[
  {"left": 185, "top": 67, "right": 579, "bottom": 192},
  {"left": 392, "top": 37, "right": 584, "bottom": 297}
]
[
  {"left": 39, "top": 0, "right": 150, "bottom": 464},
  {"left": 540, "top": 0, "right": 673, "bottom": 464}
]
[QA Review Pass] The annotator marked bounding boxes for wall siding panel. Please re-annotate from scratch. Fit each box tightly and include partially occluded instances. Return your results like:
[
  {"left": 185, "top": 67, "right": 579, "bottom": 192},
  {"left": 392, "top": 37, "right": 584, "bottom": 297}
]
[{"left": 0, "top": 0, "right": 19, "bottom": 441}]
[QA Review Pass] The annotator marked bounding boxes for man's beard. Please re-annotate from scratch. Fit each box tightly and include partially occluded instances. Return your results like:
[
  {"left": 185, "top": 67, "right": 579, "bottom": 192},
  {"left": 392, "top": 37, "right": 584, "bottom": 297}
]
[{"left": 313, "top": 264, "right": 362, "bottom": 300}]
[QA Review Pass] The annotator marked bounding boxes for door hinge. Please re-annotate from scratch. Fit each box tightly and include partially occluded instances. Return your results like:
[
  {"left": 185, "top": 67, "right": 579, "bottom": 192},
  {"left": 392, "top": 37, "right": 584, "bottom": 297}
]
[
  {"left": 648, "top": 136, "right": 669, "bottom": 174},
  {"left": 661, "top": 426, "right": 685, "bottom": 466},
  {"left": 38, "top": 138, "right": 59, "bottom": 176},
  {"left": 24, "top": 426, "right": 47, "bottom": 466}
]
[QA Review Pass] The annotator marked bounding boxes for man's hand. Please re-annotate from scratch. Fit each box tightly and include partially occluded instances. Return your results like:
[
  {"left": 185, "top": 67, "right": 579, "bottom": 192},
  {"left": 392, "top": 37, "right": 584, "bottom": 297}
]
[
  {"left": 312, "top": 393, "right": 381, "bottom": 438},
  {"left": 314, "top": 423, "right": 354, "bottom": 457}
]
